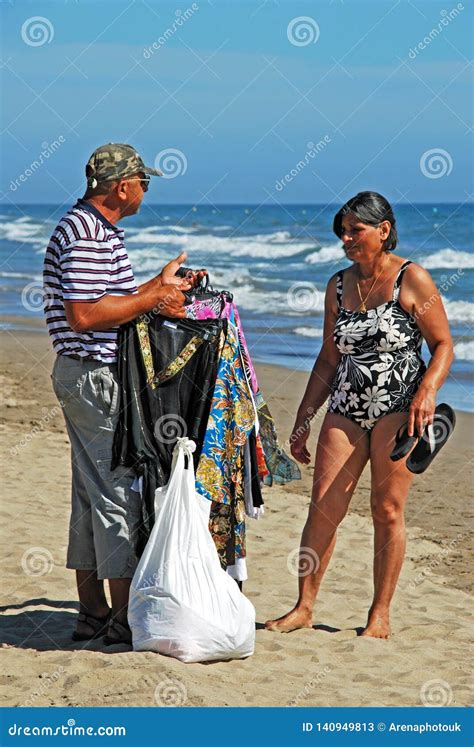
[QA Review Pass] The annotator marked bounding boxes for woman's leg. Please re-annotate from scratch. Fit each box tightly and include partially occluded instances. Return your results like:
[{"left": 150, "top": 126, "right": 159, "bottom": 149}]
[
  {"left": 265, "top": 413, "right": 370, "bottom": 632},
  {"left": 363, "top": 411, "right": 415, "bottom": 639}
]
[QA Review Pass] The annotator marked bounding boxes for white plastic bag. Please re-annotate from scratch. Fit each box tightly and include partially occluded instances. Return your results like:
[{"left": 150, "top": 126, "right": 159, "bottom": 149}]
[{"left": 128, "top": 437, "right": 256, "bottom": 663}]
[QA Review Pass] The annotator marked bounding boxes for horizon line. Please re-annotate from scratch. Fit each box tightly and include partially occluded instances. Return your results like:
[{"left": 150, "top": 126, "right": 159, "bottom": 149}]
[{"left": 1, "top": 201, "right": 472, "bottom": 207}]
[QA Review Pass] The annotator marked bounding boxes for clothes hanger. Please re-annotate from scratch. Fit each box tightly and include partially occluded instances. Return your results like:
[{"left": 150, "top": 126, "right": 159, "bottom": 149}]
[{"left": 177, "top": 268, "right": 234, "bottom": 306}]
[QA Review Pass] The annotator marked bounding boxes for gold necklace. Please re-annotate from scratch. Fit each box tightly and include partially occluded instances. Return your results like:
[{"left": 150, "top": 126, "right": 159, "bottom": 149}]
[{"left": 356, "top": 255, "right": 388, "bottom": 313}]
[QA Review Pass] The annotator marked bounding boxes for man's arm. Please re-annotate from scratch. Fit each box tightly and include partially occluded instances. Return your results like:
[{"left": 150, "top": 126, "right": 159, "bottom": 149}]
[
  {"left": 64, "top": 251, "right": 196, "bottom": 333},
  {"left": 64, "top": 281, "right": 187, "bottom": 332}
]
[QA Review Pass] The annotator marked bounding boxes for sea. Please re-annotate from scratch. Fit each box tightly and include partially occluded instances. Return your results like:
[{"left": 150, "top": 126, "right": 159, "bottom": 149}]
[{"left": 0, "top": 202, "right": 472, "bottom": 412}]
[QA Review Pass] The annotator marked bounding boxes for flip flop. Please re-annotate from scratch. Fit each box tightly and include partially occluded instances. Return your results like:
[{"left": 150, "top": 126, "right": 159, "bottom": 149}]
[
  {"left": 71, "top": 610, "right": 112, "bottom": 642},
  {"left": 103, "top": 618, "right": 133, "bottom": 646},
  {"left": 406, "top": 403, "right": 456, "bottom": 474},
  {"left": 390, "top": 425, "right": 418, "bottom": 462}
]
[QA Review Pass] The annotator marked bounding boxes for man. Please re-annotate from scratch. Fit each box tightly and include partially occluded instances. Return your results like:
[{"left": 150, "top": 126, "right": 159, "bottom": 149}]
[{"left": 43, "top": 143, "right": 198, "bottom": 646}]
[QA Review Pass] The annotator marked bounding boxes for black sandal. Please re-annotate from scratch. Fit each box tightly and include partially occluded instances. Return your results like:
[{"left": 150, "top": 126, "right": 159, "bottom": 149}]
[
  {"left": 406, "top": 404, "right": 456, "bottom": 474},
  {"left": 71, "top": 610, "right": 112, "bottom": 642},
  {"left": 390, "top": 425, "right": 418, "bottom": 462},
  {"left": 103, "top": 618, "right": 133, "bottom": 646}
]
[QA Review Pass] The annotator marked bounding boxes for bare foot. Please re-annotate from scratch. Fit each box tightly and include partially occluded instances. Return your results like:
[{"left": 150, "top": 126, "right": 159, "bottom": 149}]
[
  {"left": 361, "top": 611, "right": 391, "bottom": 640},
  {"left": 265, "top": 607, "right": 312, "bottom": 633}
]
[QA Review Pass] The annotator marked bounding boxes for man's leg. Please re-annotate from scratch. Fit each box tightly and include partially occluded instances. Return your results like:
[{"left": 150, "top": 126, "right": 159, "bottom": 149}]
[
  {"left": 52, "top": 356, "right": 140, "bottom": 641},
  {"left": 74, "top": 570, "right": 111, "bottom": 638},
  {"left": 76, "top": 570, "right": 110, "bottom": 616},
  {"left": 108, "top": 578, "right": 132, "bottom": 627}
]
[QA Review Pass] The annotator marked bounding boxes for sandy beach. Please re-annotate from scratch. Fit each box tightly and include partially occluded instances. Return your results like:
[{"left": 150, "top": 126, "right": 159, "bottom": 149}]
[{"left": 0, "top": 326, "right": 472, "bottom": 708}]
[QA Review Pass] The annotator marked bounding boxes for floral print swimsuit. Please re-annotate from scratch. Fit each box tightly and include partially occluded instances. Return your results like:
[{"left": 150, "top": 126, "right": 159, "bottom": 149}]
[{"left": 328, "top": 260, "right": 426, "bottom": 432}]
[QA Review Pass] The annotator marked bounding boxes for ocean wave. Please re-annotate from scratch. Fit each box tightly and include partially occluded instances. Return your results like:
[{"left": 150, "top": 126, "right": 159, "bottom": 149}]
[
  {"left": 0, "top": 271, "right": 38, "bottom": 280},
  {"left": 163, "top": 225, "right": 198, "bottom": 234},
  {"left": 126, "top": 248, "right": 179, "bottom": 271},
  {"left": 208, "top": 268, "right": 293, "bottom": 313},
  {"left": 126, "top": 231, "right": 315, "bottom": 259},
  {"left": 306, "top": 242, "right": 345, "bottom": 264},
  {"left": 134, "top": 259, "right": 327, "bottom": 317},
  {"left": 126, "top": 225, "right": 196, "bottom": 236},
  {"left": 293, "top": 326, "right": 324, "bottom": 338},
  {"left": 0, "top": 218, "right": 45, "bottom": 245},
  {"left": 248, "top": 230, "right": 291, "bottom": 242},
  {"left": 421, "top": 249, "right": 474, "bottom": 269},
  {"left": 128, "top": 223, "right": 247, "bottom": 238},
  {"left": 442, "top": 297, "right": 474, "bottom": 323},
  {"left": 454, "top": 341, "right": 474, "bottom": 361}
]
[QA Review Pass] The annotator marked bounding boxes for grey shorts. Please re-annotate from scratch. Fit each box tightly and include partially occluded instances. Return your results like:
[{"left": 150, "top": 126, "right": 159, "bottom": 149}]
[{"left": 52, "top": 354, "right": 141, "bottom": 580}]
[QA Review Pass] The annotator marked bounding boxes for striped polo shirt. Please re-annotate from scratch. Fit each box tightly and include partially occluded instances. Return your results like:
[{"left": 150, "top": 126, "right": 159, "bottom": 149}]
[{"left": 43, "top": 199, "right": 138, "bottom": 362}]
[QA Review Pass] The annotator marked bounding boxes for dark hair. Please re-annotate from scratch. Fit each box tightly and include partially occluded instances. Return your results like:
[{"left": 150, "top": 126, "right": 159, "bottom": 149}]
[{"left": 333, "top": 191, "right": 398, "bottom": 252}]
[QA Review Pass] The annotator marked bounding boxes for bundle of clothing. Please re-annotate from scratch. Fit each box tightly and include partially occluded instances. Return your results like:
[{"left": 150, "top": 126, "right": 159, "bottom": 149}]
[{"left": 112, "top": 275, "right": 301, "bottom": 580}]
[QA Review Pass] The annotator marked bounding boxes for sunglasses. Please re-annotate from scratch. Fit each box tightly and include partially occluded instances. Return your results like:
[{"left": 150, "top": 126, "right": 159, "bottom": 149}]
[{"left": 125, "top": 176, "right": 150, "bottom": 192}]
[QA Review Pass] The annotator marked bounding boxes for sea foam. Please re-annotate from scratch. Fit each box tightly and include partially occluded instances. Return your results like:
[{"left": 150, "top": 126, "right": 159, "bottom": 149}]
[
  {"left": 0, "top": 218, "right": 45, "bottom": 245},
  {"left": 293, "top": 326, "right": 324, "bottom": 337},
  {"left": 422, "top": 249, "right": 474, "bottom": 269},
  {"left": 454, "top": 341, "right": 474, "bottom": 361},
  {"left": 306, "top": 243, "right": 345, "bottom": 264},
  {"left": 126, "top": 230, "right": 315, "bottom": 259}
]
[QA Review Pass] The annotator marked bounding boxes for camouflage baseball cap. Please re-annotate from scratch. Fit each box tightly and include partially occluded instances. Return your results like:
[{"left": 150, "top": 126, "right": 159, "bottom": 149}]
[{"left": 85, "top": 143, "right": 163, "bottom": 187}]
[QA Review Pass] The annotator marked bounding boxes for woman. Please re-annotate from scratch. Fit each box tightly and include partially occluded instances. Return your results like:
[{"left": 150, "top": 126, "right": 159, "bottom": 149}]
[{"left": 266, "top": 191, "right": 454, "bottom": 639}]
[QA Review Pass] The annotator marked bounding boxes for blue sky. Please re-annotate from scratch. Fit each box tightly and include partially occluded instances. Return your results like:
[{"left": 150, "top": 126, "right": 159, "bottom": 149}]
[{"left": 1, "top": 0, "right": 472, "bottom": 204}]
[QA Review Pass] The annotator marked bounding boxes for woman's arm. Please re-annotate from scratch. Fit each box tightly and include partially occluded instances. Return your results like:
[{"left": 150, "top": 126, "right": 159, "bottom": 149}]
[
  {"left": 290, "top": 275, "right": 341, "bottom": 463},
  {"left": 401, "top": 263, "right": 454, "bottom": 437}
]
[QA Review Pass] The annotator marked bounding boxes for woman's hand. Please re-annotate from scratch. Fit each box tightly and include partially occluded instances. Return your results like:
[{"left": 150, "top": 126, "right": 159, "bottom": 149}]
[
  {"left": 289, "top": 421, "right": 312, "bottom": 464},
  {"left": 407, "top": 385, "right": 436, "bottom": 437}
]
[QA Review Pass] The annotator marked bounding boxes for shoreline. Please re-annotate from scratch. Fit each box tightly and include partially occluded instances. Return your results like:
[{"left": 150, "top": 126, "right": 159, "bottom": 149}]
[{"left": 1, "top": 316, "right": 473, "bottom": 412}]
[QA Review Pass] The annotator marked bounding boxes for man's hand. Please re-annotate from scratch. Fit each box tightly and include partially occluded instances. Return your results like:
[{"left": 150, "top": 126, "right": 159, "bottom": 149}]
[
  {"left": 160, "top": 252, "right": 192, "bottom": 289},
  {"left": 153, "top": 284, "right": 187, "bottom": 318},
  {"left": 160, "top": 252, "right": 207, "bottom": 290}
]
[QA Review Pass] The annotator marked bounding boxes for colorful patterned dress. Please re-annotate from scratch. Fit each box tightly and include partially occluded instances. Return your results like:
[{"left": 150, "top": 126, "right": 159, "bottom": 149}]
[{"left": 196, "top": 323, "right": 256, "bottom": 567}]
